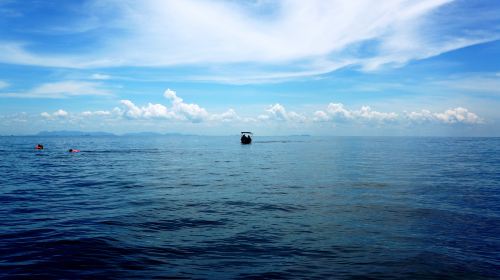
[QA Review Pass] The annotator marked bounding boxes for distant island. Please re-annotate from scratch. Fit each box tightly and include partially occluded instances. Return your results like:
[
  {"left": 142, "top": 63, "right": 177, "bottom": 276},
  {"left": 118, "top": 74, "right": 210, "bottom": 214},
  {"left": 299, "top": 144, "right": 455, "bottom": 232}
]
[
  {"left": 36, "top": 130, "right": 115, "bottom": 137},
  {"left": 2, "top": 130, "right": 311, "bottom": 137},
  {"left": 32, "top": 130, "right": 192, "bottom": 137},
  {"left": 122, "top": 132, "right": 186, "bottom": 137}
]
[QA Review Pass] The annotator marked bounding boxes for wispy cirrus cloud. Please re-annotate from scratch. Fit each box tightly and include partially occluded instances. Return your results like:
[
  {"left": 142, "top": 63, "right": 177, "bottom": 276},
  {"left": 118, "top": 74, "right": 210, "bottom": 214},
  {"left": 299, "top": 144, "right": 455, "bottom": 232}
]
[
  {"left": 0, "top": 80, "right": 9, "bottom": 89},
  {"left": 0, "top": 81, "right": 111, "bottom": 98},
  {"left": 90, "top": 73, "right": 111, "bottom": 80},
  {"left": 431, "top": 74, "right": 500, "bottom": 95},
  {"left": 0, "top": 0, "right": 497, "bottom": 82}
]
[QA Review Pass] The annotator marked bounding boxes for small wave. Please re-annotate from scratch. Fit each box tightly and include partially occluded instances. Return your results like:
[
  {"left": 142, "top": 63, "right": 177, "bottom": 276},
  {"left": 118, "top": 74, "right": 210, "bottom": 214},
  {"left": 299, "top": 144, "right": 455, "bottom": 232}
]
[
  {"left": 100, "top": 218, "right": 227, "bottom": 231},
  {"left": 254, "top": 140, "right": 305, "bottom": 144},
  {"left": 139, "top": 218, "right": 227, "bottom": 231},
  {"left": 223, "top": 200, "right": 305, "bottom": 213}
]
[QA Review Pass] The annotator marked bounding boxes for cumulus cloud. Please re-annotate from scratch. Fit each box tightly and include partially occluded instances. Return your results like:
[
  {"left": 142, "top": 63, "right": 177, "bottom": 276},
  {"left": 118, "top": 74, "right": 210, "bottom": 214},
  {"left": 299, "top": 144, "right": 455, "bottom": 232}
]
[
  {"left": 119, "top": 100, "right": 167, "bottom": 119},
  {"left": 314, "top": 103, "right": 398, "bottom": 123},
  {"left": 434, "top": 107, "right": 483, "bottom": 124},
  {"left": 32, "top": 88, "right": 483, "bottom": 127},
  {"left": 41, "top": 109, "right": 69, "bottom": 119},
  {"left": 314, "top": 103, "right": 353, "bottom": 121},
  {"left": 357, "top": 106, "right": 399, "bottom": 122},
  {"left": 406, "top": 107, "right": 483, "bottom": 124},
  {"left": 116, "top": 91, "right": 483, "bottom": 127},
  {"left": 315, "top": 103, "right": 483, "bottom": 125},
  {"left": 259, "top": 104, "right": 306, "bottom": 122},
  {"left": 405, "top": 109, "right": 435, "bottom": 123},
  {"left": 118, "top": 90, "right": 307, "bottom": 124},
  {"left": 210, "top": 109, "right": 240, "bottom": 122},
  {"left": 119, "top": 89, "right": 213, "bottom": 122},
  {"left": 81, "top": 110, "right": 111, "bottom": 117},
  {"left": 53, "top": 109, "right": 68, "bottom": 117},
  {"left": 163, "top": 89, "right": 209, "bottom": 122}
]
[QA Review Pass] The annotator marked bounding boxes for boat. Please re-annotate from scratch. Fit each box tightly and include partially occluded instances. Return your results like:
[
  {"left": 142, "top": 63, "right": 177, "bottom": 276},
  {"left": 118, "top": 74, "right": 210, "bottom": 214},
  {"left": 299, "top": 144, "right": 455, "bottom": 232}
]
[{"left": 241, "top": 132, "right": 252, "bottom": 144}]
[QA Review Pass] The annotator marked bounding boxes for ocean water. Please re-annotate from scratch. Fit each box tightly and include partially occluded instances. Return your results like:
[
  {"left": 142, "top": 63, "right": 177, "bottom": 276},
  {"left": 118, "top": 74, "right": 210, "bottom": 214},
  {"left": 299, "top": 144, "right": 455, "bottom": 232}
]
[{"left": 0, "top": 136, "right": 499, "bottom": 279}]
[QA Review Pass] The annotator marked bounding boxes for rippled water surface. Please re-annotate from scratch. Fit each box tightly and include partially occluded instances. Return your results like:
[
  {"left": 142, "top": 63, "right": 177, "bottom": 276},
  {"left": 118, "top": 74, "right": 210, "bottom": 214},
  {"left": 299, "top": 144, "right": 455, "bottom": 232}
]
[{"left": 1, "top": 136, "right": 499, "bottom": 279}]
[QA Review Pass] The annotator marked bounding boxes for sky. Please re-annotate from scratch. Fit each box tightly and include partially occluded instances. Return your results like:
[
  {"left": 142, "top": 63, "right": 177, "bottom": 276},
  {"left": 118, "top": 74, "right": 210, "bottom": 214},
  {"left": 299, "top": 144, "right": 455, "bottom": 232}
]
[{"left": 0, "top": 0, "right": 499, "bottom": 136}]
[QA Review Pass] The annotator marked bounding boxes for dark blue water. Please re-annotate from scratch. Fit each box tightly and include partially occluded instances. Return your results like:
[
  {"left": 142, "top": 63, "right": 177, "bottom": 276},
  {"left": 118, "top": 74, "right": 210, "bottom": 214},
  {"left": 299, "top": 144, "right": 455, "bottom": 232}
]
[{"left": 1, "top": 136, "right": 499, "bottom": 279}]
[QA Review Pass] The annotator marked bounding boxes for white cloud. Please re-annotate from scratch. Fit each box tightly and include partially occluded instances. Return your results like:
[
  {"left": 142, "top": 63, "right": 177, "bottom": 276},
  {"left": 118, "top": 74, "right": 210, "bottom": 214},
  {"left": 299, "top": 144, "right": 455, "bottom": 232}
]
[
  {"left": 141, "top": 103, "right": 172, "bottom": 119},
  {"left": 106, "top": 0, "right": 459, "bottom": 67},
  {"left": 0, "top": 81, "right": 9, "bottom": 89},
  {"left": 263, "top": 104, "right": 287, "bottom": 121},
  {"left": 259, "top": 104, "right": 306, "bottom": 122},
  {"left": 315, "top": 103, "right": 353, "bottom": 121},
  {"left": 406, "top": 109, "right": 435, "bottom": 123},
  {"left": 163, "top": 89, "right": 209, "bottom": 122},
  {"left": 314, "top": 103, "right": 398, "bottom": 123},
  {"left": 116, "top": 91, "right": 483, "bottom": 126},
  {"left": 120, "top": 100, "right": 150, "bottom": 119},
  {"left": 357, "top": 106, "right": 399, "bottom": 122},
  {"left": 41, "top": 109, "right": 69, "bottom": 119},
  {"left": 316, "top": 104, "right": 483, "bottom": 125},
  {"left": 432, "top": 75, "right": 500, "bottom": 94},
  {"left": 0, "top": 1, "right": 496, "bottom": 81},
  {"left": 434, "top": 107, "right": 483, "bottom": 124},
  {"left": 81, "top": 110, "right": 111, "bottom": 117},
  {"left": 53, "top": 109, "right": 68, "bottom": 117},
  {"left": 31, "top": 81, "right": 110, "bottom": 98},
  {"left": 406, "top": 107, "right": 483, "bottom": 124},
  {"left": 2, "top": 81, "right": 111, "bottom": 98},
  {"left": 0, "top": 42, "right": 85, "bottom": 68},
  {"left": 119, "top": 89, "right": 209, "bottom": 122},
  {"left": 210, "top": 109, "right": 240, "bottom": 122},
  {"left": 313, "top": 110, "right": 329, "bottom": 122},
  {"left": 287, "top": 111, "right": 307, "bottom": 122},
  {"left": 119, "top": 90, "right": 307, "bottom": 124},
  {"left": 31, "top": 88, "right": 484, "bottom": 127},
  {"left": 90, "top": 73, "right": 111, "bottom": 80}
]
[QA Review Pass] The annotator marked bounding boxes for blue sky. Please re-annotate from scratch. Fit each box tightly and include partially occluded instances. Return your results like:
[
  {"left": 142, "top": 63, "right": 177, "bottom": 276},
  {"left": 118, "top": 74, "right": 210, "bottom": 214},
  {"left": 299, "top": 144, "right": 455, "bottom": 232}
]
[{"left": 0, "top": 0, "right": 499, "bottom": 136}]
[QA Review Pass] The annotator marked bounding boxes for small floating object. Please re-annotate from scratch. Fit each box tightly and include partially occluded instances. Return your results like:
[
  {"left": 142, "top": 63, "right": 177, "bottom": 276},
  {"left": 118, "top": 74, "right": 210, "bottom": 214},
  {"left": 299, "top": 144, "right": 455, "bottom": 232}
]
[
  {"left": 68, "top": 149, "right": 80, "bottom": 153},
  {"left": 35, "top": 144, "right": 44, "bottom": 150},
  {"left": 241, "top": 132, "right": 252, "bottom": 144}
]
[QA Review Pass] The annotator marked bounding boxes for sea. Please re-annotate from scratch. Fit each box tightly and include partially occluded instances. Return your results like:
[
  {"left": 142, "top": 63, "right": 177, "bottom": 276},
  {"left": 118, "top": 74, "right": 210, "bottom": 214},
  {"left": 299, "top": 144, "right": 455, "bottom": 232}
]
[{"left": 0, "top": 136, "right": 499, "bottom": 279}]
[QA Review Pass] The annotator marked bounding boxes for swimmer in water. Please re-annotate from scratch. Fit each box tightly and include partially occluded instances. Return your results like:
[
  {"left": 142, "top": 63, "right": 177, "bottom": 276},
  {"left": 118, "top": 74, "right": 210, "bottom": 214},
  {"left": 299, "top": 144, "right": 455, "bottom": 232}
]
[
  {"left": 68, "top": 149, "right": 80, "bottom": 153},
  {"left": 35, "top": 144, "right": 44, "bottom": 150}
]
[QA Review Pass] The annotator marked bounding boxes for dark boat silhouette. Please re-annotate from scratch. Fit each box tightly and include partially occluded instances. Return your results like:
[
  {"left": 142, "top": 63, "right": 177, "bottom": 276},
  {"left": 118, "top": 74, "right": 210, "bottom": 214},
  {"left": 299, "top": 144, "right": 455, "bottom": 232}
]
[{"left": 241, "top": 132, "right": 252, "bottom": 144}]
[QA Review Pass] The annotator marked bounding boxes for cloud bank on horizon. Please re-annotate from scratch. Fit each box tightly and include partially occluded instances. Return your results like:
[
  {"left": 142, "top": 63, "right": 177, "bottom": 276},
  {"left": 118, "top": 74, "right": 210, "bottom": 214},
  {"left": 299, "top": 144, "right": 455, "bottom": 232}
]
[
  {"left": 0, "top": 0, "right": 499, "bottom": 135},
  {"left": 34, "top": 88, "right": 482, "bottom": 126}
]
